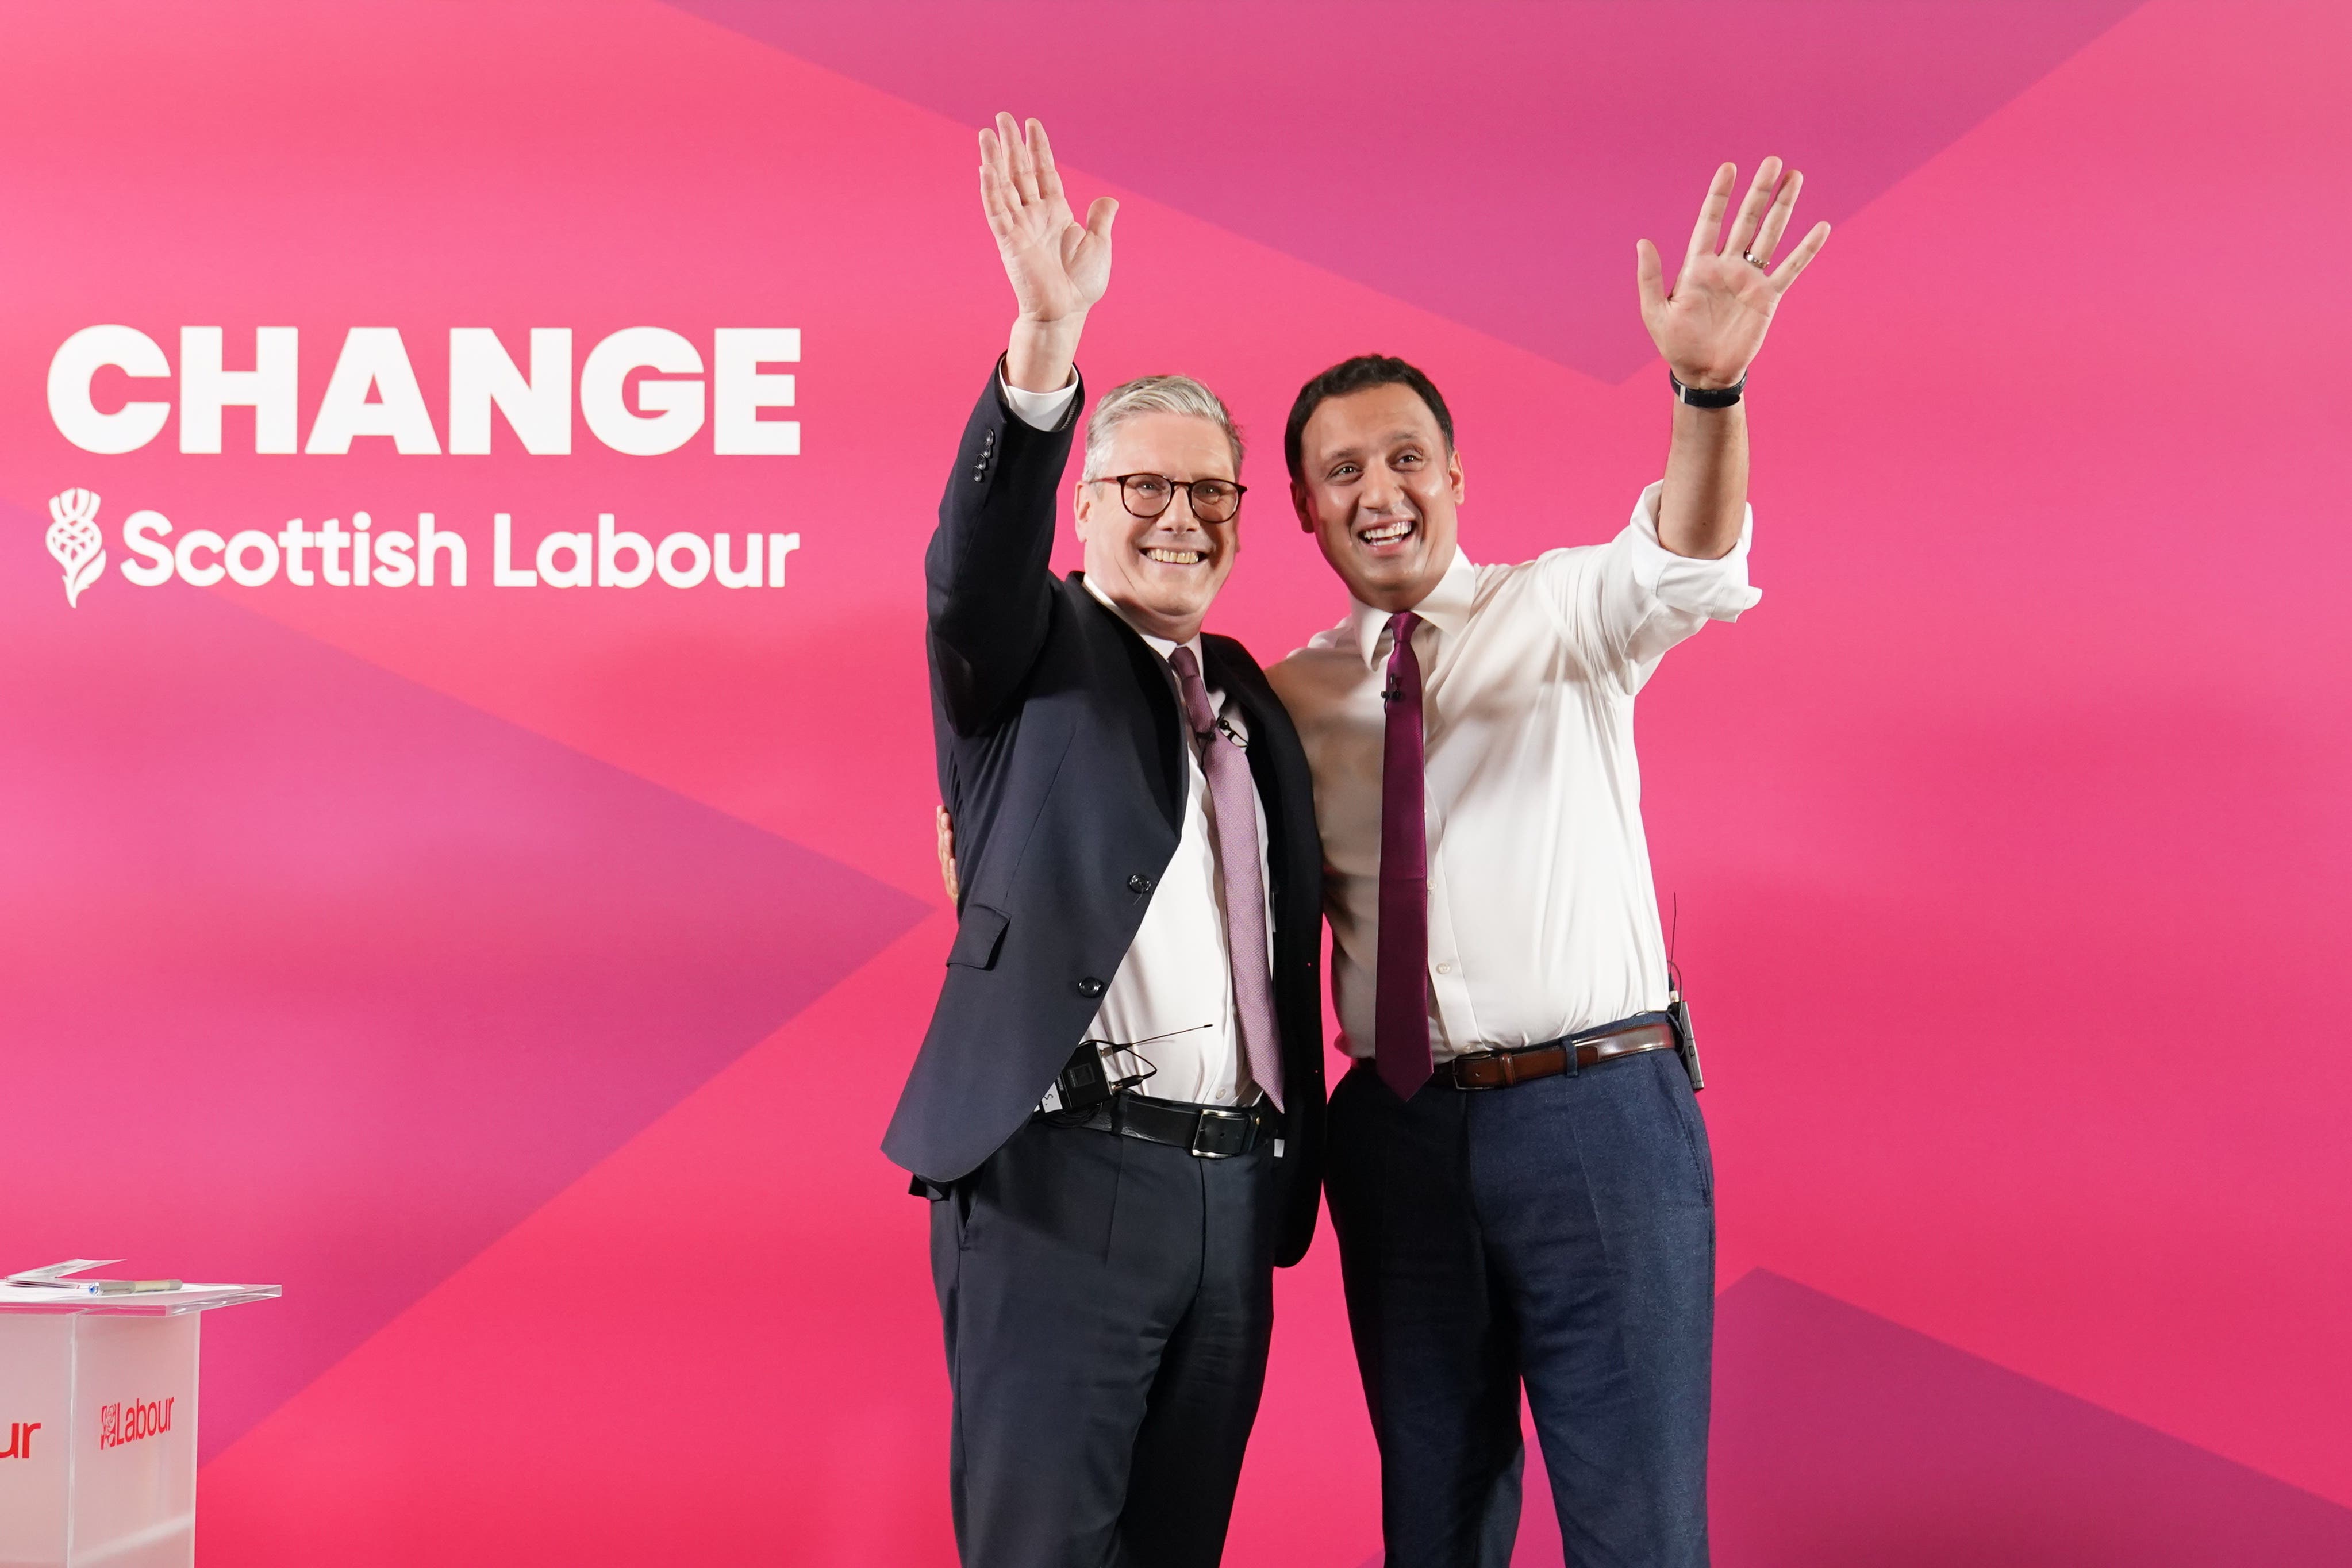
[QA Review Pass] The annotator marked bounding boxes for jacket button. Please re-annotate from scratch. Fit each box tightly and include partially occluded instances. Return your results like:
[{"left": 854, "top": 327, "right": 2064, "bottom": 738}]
[
  {"left": 1075, "top": 976, "right": 1106, "bottom": 998},
  {"left": 1127, "top": 873, "right": 1154, "bottom": 894}
]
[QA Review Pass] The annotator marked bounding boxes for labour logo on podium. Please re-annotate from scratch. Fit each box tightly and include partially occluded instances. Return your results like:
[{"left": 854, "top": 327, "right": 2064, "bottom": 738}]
[{"left": 95, "top": 1397, "right": 174, "bottom": 1450}]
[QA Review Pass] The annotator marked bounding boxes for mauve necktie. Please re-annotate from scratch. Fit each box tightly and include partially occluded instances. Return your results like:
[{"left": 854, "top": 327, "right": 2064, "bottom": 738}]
[
  {"left": 1375, "top": 611, "right": 1432, "bottom": 1100},
  {"left": 1167, "top": 646, "right": 1283, "bottom": 1111}
]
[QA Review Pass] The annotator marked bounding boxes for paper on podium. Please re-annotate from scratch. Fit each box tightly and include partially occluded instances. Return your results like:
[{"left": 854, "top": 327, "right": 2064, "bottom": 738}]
[
  {"left": 3, "top": 1263, "right": 123, "bottom": 1284},
  {"left": 0, "top": 1262, "right": 278, "bottom": 1317},
  {"left": 0, "top": 1280, "right": 280, "bottom": 1316}
]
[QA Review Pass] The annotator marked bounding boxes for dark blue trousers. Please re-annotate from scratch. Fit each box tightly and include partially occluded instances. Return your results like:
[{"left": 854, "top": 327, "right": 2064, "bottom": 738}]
[
  {"left": 931, "top": 1113, "right": 1277, "bottom": 1568},
  {"left": 1326, "top": 1043, "right": 1715, "bottom": 1568}
]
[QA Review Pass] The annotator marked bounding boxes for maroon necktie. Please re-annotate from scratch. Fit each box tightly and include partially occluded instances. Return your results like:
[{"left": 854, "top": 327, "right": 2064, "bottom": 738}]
[
  {"left": 1375, "top": 612, "right": 1432, "bottom": 1099},
  {"left": 1167, "top": 646, "right": 1283, "bottom": 1110}
]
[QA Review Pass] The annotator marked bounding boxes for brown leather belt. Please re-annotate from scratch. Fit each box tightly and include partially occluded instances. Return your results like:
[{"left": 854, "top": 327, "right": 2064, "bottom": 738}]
[{"left": 1446, "top": 1021, "right": 1680, "bottom": 1091}]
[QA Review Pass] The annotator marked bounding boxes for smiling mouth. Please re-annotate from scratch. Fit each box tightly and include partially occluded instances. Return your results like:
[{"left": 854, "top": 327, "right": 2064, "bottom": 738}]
[
  {"left": 1143, "top": 547, "right": 1205, "bottom": 566},
  {"left": 1358, "top": 517, "right": 1416, "bottom": 551}
]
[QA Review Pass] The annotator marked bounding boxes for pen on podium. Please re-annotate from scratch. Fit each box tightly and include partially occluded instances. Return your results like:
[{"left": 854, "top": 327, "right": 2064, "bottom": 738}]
[{"left": 6, "top": 1278, "right": 183, "bottom": 1294}]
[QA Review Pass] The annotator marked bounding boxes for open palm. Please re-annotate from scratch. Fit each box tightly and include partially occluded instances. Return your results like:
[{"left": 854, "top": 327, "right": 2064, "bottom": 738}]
[
  {"left": 980, "top": 113, "right": 1116, "bottom": 326},
  {"left": 1637, "top": 158, "right": 1829, "bottom": 389}
]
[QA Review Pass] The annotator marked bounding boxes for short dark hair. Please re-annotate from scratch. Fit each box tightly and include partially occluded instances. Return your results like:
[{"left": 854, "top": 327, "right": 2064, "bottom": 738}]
[{"left": 1284, "top": 355, "right": 1455, "bottom": 482}]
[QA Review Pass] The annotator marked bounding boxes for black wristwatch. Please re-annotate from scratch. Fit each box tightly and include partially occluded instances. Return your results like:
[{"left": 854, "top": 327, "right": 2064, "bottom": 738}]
[{"left": 1668, "top": 368, "right": 1747, "bottom": 408}]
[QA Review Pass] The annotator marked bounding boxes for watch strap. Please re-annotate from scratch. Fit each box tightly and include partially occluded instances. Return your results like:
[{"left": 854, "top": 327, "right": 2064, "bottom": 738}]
[{"left": 1669, "top": 367, "right": 1747, "bottom": 408}]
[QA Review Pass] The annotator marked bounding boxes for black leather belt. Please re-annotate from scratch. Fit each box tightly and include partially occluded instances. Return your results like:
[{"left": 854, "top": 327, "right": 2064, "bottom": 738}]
[{"left": 1048, "top": 1092, "right": 1278, "bottom": 1158}]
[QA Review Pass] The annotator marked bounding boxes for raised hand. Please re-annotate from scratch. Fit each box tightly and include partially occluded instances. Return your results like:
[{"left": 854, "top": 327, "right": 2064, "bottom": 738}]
[
  {"left": 980, "top": 113, "right": 1116, "bottom": 389},
  {"left": 1636, "top": 159, "right": 1828, "bottom": 390}
]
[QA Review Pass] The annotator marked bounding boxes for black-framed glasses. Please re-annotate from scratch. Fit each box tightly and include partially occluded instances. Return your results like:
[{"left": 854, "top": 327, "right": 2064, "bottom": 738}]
[{"left": 1087, "top": 472, "right": 1247, "bottom": 525}]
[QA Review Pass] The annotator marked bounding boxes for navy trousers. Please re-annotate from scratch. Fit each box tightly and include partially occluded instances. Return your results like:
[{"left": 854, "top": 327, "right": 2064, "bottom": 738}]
[
  {"left": 1325, "top": 1043, "right": 1715, "bottom": 1568},
  {"left": 931, "top": 1113, "right": 1277, "bottom": 1568}
]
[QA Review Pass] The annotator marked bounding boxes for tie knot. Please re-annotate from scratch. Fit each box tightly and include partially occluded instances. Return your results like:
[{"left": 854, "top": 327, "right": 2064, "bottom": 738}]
[
  {"left": 1167, "top": 645, "right": 1219, "bottom": 737},
  {"left": 1386, "top": 611, "right": 1421, "bottom": 666}
]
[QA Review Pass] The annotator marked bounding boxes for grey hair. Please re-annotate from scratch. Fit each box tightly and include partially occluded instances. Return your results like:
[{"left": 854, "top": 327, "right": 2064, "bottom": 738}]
[{"left": 1081, "top": 374, "right": 1246, "bottom": 482}]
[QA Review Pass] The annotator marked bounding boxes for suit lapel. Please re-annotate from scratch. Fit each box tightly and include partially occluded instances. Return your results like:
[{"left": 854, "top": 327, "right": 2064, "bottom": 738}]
[{"left": 1066, "top": 574, "right": 1187, "bottom": 833}]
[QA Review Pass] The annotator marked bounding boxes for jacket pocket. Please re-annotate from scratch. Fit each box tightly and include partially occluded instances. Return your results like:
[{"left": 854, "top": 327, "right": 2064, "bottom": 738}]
[
  {"left": 946, "top": 903, "right": 1010, "bottom": 969},
  {"left": 954, "top": 1178, "right": 982, "bottom": 1250}
]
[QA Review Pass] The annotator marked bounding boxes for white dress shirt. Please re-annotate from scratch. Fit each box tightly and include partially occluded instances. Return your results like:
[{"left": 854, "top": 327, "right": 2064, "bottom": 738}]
[
  {"left": 1002, "top": 370, "right": 1273, "bottom": 1106},
  {"left": 1267, "top": 485, "right": 1760, "bottom": 1062}
]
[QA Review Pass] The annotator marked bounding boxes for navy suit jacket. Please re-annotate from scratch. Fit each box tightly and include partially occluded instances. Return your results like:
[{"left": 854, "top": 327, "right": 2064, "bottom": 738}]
[{"left": 882, "top": 366, "right": 1327, "bottom": 1266}]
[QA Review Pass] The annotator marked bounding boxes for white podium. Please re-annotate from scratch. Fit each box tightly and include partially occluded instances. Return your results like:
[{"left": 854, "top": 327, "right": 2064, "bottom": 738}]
[{"left": 0, "top": 1266, "right": 278, "bottom": 1568}]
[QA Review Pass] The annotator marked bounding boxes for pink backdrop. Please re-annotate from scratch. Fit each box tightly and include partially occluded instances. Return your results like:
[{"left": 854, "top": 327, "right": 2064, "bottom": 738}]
[{"left": 5, "top": 2, "right": 2349, "bottom": 1562}]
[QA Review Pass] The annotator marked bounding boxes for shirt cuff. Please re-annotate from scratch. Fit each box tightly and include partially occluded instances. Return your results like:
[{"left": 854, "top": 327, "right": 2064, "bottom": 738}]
[
  {"left": 1623, "top": 481, "right": 1763, "bottom": 622},
  {"left": 999, "top": 364, "right": 1080, "bottom": 431}
]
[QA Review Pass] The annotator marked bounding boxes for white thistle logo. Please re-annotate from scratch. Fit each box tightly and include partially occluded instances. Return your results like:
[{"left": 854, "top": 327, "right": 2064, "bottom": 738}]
[{"left": 47, "top": 488, "right": 106, "bottom": 608}]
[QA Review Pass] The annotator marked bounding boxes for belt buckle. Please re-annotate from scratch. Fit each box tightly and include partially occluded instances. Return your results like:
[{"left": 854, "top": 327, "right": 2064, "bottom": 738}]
[
  {"left": 1450, "top": 1051, "right": 1508, "bottom": 1091},
  {"left": 1189, "top": 1106, "right": 1250, "bottom": 1158}
]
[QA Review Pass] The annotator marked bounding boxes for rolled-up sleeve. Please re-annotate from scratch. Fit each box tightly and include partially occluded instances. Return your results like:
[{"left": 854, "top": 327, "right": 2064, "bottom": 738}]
[
  {"left": 1558, "top": 481, "right": 1763, "bottom": 690},
  {"left": 1623, "top": 479, "right": 1762, "bottom": 623}
]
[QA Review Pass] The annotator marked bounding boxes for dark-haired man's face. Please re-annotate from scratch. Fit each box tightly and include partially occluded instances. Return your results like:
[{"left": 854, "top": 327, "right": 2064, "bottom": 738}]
[{"left": 1292, "top": 382, "right": 1465, "bottom": 613}]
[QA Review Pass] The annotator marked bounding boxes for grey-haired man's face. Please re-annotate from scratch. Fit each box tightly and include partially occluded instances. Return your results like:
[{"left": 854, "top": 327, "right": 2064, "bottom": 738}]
[{"left": 1075, "top": 411, "right": 1240, "bottom": 644}]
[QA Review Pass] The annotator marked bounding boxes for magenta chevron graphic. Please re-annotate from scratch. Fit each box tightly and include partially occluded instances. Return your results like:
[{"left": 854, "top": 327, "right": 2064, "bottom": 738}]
[
  {"left": 1, "top": 494, "right": 924, "bottom": 1458},
  {"left": 3, "top": 0, "right": 2347, "bottom": 1561},
  {"left": 668, "top": 0, "right": 2145, "bottom": 379}
]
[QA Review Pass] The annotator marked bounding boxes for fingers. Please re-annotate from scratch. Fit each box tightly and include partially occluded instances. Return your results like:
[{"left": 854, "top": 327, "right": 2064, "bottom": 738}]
[
  {"left": 1084, "top": 195, "right": 1119, "bottom": 243},
  {"left": 1724, "top": 157, "right": 1784, "bottom": 256},
  {"left": 985, "top": 116, "right": 1015, "bottom": 198},
  {"left": 1635, "top": 237, "right": 1666, "bottom": 319},
  {"left": 1030, "top": 118, "right": 1067, "bottom": 209},
  {"left": 1749, "top": 167, "right": 1803, "bottom": 263},
  {"left": 979, "top": 126, "right": 1015, "bottom": 221},
  {"left": 1769, "top": 220, "right": 1831, "bottom": 290},
  {"left": 977, "top": 147, "right": 1017, "bottom": 236},
  {"left": 984, "top": 113, "right": 1071, "bottom": 224},
  {"left": 999, "top": 110, "right": 1043, "bottom": 205},
  {"left": 1684, "top": 162, "right": 1735, "bottom": 267},
  {"left": 935, "top": 806, "right": 960, "bottom": 904}
]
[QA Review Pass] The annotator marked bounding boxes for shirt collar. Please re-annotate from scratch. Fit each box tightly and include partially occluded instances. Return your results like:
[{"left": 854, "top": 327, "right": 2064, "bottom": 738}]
[
  {"left": 1346, "top": 545, "right": 1477, "bottom": 667},
  {"left": 1079, "top": 572, "right": 1202, "bottom": 666}
]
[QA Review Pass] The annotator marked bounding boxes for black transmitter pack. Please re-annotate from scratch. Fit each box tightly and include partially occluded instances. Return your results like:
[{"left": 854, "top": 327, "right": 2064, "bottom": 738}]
[
  {"left": 1667, "top": 965, "right": 1704, "bottom": 1093},
  {"left": 1054, "top": 1040, "right": 1116, "bottom": 1111}
]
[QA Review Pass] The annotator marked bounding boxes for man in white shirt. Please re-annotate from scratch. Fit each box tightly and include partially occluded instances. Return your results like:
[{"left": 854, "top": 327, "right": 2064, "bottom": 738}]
[{"left": 1266, "top": 159, "right": 1829, "bottom": 1567}]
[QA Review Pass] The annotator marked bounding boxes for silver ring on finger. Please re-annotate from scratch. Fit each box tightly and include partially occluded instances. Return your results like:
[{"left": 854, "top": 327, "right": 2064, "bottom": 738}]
[{"left": 1739, "top": 250, "right": 1768, "bottom": 270}]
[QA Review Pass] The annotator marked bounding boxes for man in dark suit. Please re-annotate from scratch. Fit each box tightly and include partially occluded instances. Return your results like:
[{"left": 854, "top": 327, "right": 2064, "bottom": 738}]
[{"left": 882, "top": 113, "right": 1325, "bottom": 1568}]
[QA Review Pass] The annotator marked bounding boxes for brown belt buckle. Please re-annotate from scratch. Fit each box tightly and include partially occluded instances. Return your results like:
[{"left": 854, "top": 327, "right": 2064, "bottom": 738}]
[{"left": 1450, "top": 1051, "right": 1506, "bottom": 1090}]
